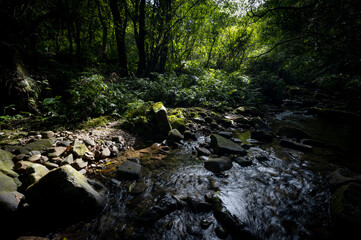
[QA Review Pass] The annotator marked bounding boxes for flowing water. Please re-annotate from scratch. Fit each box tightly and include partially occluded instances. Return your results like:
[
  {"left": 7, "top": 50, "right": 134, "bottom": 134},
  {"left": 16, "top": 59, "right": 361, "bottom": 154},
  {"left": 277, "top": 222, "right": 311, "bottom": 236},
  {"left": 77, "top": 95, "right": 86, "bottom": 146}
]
[{"left": 56, "top": 110, "right": 361, "bottom": 240}]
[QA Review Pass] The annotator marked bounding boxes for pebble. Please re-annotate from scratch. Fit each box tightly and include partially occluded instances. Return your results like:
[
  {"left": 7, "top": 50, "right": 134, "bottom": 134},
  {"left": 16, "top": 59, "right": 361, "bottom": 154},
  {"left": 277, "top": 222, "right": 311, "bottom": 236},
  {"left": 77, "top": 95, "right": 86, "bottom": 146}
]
[{"left": 28, "top": 154, "right": 41, "bottom": 162}]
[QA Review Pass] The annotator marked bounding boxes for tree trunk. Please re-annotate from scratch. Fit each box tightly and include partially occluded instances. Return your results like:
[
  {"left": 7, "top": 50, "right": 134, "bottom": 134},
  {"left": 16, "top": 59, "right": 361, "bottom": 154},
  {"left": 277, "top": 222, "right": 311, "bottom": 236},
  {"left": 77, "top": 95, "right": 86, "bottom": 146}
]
[
  {"left": 137, "top": 0, "right": 146, "bottom": 75},
  {"left": 109, "top": 0, "right": 128, "bottom": 77},
  {"left": 97, "top": 0, "right": 108, "bottom": 59},
  {"left": 158, "top": 0, "right": 171, "bottom": 73}
]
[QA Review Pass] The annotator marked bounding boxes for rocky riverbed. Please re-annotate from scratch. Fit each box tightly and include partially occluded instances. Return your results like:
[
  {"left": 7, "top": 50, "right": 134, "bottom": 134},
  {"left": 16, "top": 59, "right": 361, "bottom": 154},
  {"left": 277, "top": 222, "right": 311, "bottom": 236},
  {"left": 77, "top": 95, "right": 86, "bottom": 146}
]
[{"left": 1, "top": 101, "right": 361, "bottom": 240}]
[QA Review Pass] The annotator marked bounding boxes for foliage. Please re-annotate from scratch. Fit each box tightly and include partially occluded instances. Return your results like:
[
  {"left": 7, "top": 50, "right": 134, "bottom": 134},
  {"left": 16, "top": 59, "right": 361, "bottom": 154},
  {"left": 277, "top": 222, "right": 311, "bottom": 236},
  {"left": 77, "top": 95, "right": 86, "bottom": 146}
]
[{"left": 68, "top": 74, "right": 130, "bottom": 120}]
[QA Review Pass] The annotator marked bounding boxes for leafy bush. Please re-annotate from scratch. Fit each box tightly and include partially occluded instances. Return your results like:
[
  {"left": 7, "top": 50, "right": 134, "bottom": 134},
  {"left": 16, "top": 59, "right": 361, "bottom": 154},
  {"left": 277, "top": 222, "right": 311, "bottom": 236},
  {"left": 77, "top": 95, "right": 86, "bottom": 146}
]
[{"left": 68, "top": 74, "right": 130, "bottom": 120}]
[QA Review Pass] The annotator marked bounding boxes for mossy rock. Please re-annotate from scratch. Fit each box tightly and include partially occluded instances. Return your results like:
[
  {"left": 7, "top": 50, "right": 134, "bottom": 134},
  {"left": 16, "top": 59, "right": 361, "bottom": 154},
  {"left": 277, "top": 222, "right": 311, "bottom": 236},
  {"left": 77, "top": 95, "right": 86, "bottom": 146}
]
[
  {"left": 18, "top": 139, "right": 53, "bottom": 155},
  {"left": 168, "top": 109, "right": 187, "bottom": 133},
  {"left": 0, "top": 149, "right": 15, "bottom": 170},
  {"left": 0, "top": 172, "right": 20, "bottom": 192},
  {"left": 233, "top": 130, "right": 251, "bottom": 144},
  {"left": 152, "top": 102, "right": 172, "bottom": 136}
]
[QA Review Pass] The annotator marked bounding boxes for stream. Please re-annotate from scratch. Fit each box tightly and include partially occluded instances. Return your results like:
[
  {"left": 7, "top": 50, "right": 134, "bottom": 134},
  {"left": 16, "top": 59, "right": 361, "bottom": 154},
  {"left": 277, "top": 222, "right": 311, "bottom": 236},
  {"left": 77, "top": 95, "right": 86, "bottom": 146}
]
[{"left": 52, "top": 109, "right": 361, "bottom": 240}]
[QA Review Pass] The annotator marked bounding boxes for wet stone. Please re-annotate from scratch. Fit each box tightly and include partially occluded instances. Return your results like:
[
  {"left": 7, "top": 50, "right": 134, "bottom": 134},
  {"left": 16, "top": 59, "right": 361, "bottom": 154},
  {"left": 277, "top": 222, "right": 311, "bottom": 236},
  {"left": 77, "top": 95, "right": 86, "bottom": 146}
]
[
  {"left": 71, "top": 158, "right": 88, "bottom": 170},
  {"left": 196, "top": 146, "right": 211, "bottom": 156},
  {"left": 47, "top": 147, "right": 66, "bottom": 158},
  {"left": 27, "top": 154, "right": 41, "bottom": 162},
  {"left": 204, "top": 157, "right": 232, "bottom": 173},
  {"left": 217, "top": 131, "right": 233, "bottom": 138},
  {"left": 84, "top": 139, "right": 96, "bottom": 147},
  {"left": 117, "top": 161, "right": 142, "bottom": 180},
  {"left": 41, "top": 131, "right": 54, "bottom": 139},
  {"left": 57, "top": 141, "right": 72, "bottom": 147},
  {"left": 44, "top": 162, "right": 59, "bottom": 170},
  {"left": 61, "top": 154, "right": 74, "bottom": 165},
  {"left": 233, "top": 157, "right": 253, "bottom": 167},
  {"left": 210, "top": 134, "right": 247, "bottom": 155}
]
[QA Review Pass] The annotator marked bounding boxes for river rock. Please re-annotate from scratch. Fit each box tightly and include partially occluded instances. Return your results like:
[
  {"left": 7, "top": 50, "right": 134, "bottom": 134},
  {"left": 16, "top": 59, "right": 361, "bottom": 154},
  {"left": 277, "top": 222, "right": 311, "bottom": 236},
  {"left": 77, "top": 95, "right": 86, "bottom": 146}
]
[
  {"left": 27, "top": 154, "right": 41, "bottom": 162},
  {"left": 62, "top": 154, "right": 74, "bottom": 165},
  {"left": 13, "top": 161, "right": 34, "bottom": 173},
  {"left": 71, "top": 158, "right": 88, "bottom": 170},
  {"left": 96, "top": 147, "right": 111, "bottom": 159},
  {"left": 210, "top": 134, "right": 246, "bottom": 155},
  {"left": 196, "top": 146, "right": 211, "bottom": 156},
  {"left": 47, "top": 147, "right": 66, "bottom": 158},
  {"left": 41, "top": 131, "right": 54, "bottom": 139},
  {"left": 83, "top": 151, "right": 95, "bottom": 161},
  {"left": 168, "top": 129, "right": 184, "bottom": 142},
  {"left": 0, "top": 172, "right": 20, "bottom": 192},
  {"left": 279, "top": 139, "right": 312, "bottom": 152},
  {"left": 112, "top": 136, "right": 124, "bottom": 144},
  {"left": 18, "top": 139, "right": 53, "bottom": 155},
  {"left": 57, "top": 140, "right": 72, "bottom": 147},
  {"left": 26, "top": 165, "right": 106, "bottom": 223},
  {"left": 117, "top": 160, "right": 142, "bottom": 180},
  {"left": 204, "top": 157, "right": 232, "bottom": 173},
  {"left": 72, "top": 140, "right": 88, "bottom": 157},
  {"left": 277, "top": 126, "right": 311, "bottom": 139},
  {"left": 331, "top": 182, "right": 361, "bottom": 237},
  {"left": 44, "top": 162, "right": 59, "bottom": 170},
  {"left": 0, "top": 149, "right": 15, "bottom": 169},
  {"left": 21, "top": 163, "right": 49, "bottom": 189},
  {"left": 152, "top": 102, "right": 172, "bottom": 136},
  {"left": 84, "top": 139, "right": 96, "bottom": 147},
  {"left": 217, "top": 131, "right": 233, "bottom": 138},
  {"left": 233, "top": 157, "right": 253, "bottom": 167},
  {"left": 0, "top": 191, "right": 24, "bottom": 214},
  {"left": 0, "top": 150, "right": 21, "bottom": 192}
]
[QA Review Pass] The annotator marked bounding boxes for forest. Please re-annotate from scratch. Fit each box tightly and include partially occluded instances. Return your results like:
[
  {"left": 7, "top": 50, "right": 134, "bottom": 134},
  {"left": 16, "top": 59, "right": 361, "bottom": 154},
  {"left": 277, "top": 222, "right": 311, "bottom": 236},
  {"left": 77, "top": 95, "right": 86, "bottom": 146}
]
[{"left": 1, "top": 0, "right": 361, "bottom": 239}]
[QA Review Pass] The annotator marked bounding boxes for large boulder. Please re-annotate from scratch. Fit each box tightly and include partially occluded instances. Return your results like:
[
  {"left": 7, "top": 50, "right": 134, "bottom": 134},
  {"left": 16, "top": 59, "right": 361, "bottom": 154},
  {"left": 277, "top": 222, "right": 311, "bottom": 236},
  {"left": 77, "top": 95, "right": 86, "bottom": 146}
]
[
  {"left": 26, "top": 165, "right": 106, "bottom": 223},
  {"left": 0, "top": 149, "right": 15, "bottom": 169},
  {"left": 204, "top": 157, "right": 232, "bottom": 173},
  {"left": 0, "top": 149, "right": 21, "bottom": 192},
  {"left": 210, "top": 134, "right": 247, "bottom": 155},
  {"left": 152, "top": 102, "right": 172, "bottom": 136}
]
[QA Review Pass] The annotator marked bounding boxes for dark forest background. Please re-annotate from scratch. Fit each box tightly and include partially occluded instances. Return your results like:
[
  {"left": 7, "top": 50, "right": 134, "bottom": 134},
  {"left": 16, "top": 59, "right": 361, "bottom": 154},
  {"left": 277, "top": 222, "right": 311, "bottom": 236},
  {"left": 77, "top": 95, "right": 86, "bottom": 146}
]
[{"left": 1, "top": 0, "right": 360, "bottom": 125}]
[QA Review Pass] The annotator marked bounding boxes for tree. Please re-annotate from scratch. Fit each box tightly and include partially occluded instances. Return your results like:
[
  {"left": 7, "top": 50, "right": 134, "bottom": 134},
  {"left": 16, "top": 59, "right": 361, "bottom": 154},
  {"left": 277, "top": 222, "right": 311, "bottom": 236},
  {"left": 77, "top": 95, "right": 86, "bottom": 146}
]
[{"left": 109, "top": 0, "right": 128, "bottom": 77}]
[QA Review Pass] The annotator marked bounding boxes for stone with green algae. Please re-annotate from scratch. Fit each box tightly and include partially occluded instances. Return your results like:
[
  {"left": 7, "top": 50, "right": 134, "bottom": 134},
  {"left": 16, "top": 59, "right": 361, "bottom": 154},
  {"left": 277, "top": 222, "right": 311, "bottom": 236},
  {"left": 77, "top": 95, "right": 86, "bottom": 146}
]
[
  {"left": 18, "top": 139, "right": 53, "bottom": 155},
  {"left": 152, "top": 102, "right": 172, "bottom": 136},
  {"left": 210, "top": 134, "right": 247, "bottom": 155}
]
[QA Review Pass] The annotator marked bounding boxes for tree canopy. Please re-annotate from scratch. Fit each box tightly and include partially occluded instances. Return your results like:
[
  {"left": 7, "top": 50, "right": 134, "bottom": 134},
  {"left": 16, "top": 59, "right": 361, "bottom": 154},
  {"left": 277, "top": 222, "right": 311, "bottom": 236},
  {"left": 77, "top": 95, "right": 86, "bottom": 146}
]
[{"left": 1, "top": 0, "right": 360, "bottom": 120}]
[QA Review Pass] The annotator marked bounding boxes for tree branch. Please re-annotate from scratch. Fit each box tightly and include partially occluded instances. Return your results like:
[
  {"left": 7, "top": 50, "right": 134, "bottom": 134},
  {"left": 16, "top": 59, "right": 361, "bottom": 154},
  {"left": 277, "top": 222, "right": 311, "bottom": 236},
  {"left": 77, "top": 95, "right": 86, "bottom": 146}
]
[{"left": 251, "top": 36, "right": 307, "bottom": 60}]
